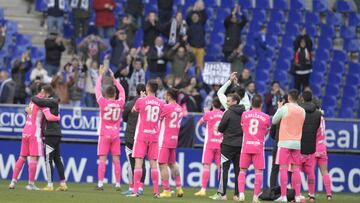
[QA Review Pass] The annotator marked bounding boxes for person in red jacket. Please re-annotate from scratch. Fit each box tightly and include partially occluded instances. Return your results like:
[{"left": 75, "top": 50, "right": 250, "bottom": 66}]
[{"left": 93, "top": 0, "right": 116, "bottom": 38}]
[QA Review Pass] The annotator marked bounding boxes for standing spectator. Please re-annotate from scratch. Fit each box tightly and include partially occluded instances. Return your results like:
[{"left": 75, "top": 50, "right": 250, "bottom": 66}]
[
  {"left": 0, "top": 25, "right": 6, "bottom": 51},
  {"left": 93, "top": 0, "right": 116, "bottom": 39},
  {"left": 147, "top": 36, "right": 168, "bottom": 79},
  {"left": 71, "top": 0, "right": 91, "bottom": 52},
  {"left": 47, "top": 0, "right": 65, "bottom": 35},
  {"left": 124, "top": 0, "right": 144, "bottom": 28},
  {"left": 11, "top": 52, "right": 32, "bottom": 104},
  {"left": 84, "top": 58, "right": 99, "bottom": 107},
  {"left": 293, "top": 27, "right": 313, "bottom": 52},
  {"left": 167, "top": 43, "right": 195, "bottom": 80},
  {"left": 67, "top": 57, "right": 86, "bottom": 106},
  {"left": 237, "top": 68, "right": 252, "bottom": 88},
  {"left": 265, "top": 81, "right": 285, "bottom": 116},
  {"left": 51, "top": 64, "right": 70, "bottom": 105},
  {"left": 254, "top": 25, "right": 269, "bottom": 60},
  {"left": 292, "top": 38, "right": 313, "bottom": 92},
  {"left": 78, "top": 34, "right": 108, "bottom": 63},
  {"left": 164, "top": 11, "right": 188, "bottom": 47},
  {"left": 30, "top": 61, "right": 49, "bottom": 83},
  {"left": 180, "top": 77, "right": 201, "bottom": 112},
  {"left": 110, "top": 29, "right": 129, "bottom": 72},
  {"left": 186, "top": 0, "right": 207, "bottom": 74},
  {"left": 223, "top": 4, "right": 247, "bottom": 61},
  {"left": 45, "top": 32, "right": 65, "bottom": 76},
  {"left": 203, "top": 85, "right": 220, "bottom": 110},
  {"left": 0, "top": 69, "right": 15, "bottom": 103},
  {"left": 245, "top": 81, "right": 256, "bottom": 102},
  {"left": 228, "top": 43, "right": 248, "bottom": 74},
  {"left": 128, "top": 58, "right": 145, "bottom": 98},
  {"left": 157, "top": 0, "right": 173, "bottom": 26},
  {"left": 119, "top": 15, "right": 138, "bottom": 47},
  {"left": 143, "top": 11, "right": 160, "bottom": 47}
]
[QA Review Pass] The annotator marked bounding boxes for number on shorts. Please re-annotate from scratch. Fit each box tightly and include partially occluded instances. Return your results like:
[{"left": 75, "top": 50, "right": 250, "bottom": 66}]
[
  {"left": 104, "top": 107, "right": 121, "bottom": 121},
  {"left": 145, "top": 105, "right": 160, "bottom": 122},
  {"left": 169, "top": 112, "right": 183, "bottom": 128},
  {"left": 213, "top": 121, "right": 221, "bottom": 136},
  {"left": 249, "top": 118, "right": 259, "bottom": 135}
]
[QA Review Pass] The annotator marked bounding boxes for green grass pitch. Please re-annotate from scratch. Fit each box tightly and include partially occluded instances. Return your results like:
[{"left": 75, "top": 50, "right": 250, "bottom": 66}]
[{"left": 1, "top": 181, "right": 359, "bottom": 203}]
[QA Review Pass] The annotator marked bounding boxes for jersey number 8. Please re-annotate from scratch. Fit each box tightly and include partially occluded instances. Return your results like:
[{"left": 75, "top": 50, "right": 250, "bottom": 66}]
[{"left": 249, "top": 118, "right": 259, "bottom": 135}]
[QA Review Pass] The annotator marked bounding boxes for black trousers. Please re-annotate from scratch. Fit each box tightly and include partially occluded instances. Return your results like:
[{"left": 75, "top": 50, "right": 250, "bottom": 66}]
[
  {"left": 294, "top": 73, "right": 310, "bottom": 93},
  {"left": 218, "top": 144, "right": 241, "bottom": 196},
  {"left": 44, "top": 136, "right": 65, "bottom": 183},
  {"left": 270, "top": 143, "right": 279, "bottom": 188},
  {"left": 125, "top": 142, "right": 146, "bottom": 185}
]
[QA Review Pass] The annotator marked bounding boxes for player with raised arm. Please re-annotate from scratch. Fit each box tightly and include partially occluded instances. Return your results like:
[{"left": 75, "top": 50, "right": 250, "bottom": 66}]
[
  {"left": 128, "top": 79, "right": 164, "bottom": 198},
  {"left": 238, "top": 94, "right": 270, "bottom": 203},
  {"left": 95, "top": 65, "right": 126, "bottom": 191},
  {"left": 194, "top": 98, "right": 224, "bottom": 197},
  {"left": 9, "top": 86, "right": 60, "bottom": 190},
  {"left": 158, "top": 88, "right": 184, "bottom": 198}
]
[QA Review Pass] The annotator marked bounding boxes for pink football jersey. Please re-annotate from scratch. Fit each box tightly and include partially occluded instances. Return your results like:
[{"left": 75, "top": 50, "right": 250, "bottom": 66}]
[
  {"left": 96, "top": 76, "right": 126, "bottom": 137},
  {"left": 22, "top": 97, "right": 43, "bottom": 138},
  {"left": 316, "top": 116, "right": 327, "bottom": 153},
  {"left": 159, "top": 102, "right": 184, "bottom": 148},
  {"left": 241, "top": 109, "right": 270, "bottom": 154},
  {"left": 134, "top": 95, "right": 164, "bottom": 142},
  {"left": 199, "top": 109, "right": 224, "bottom": 149}
]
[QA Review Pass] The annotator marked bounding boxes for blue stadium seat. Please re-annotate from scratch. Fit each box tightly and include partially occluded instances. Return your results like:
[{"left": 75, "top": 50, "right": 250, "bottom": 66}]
[
  {"left": 267, "top": 22, "right": 282, "bottom": 35},
  {"left": 257, "top": 58, "right": 272, "bottom": 71},
  {"left": 6, "top": 21, "right": 18, "bottom": 35},
  {"left": 273, "top": 70, "right": 288, "bottom": 87},
  {"left": 281, "top": 36, "right": 296, "bottom": 48},
  {"left": 248, "top": 20, "right": 263, "bottom": 33},
  {"left": 305, "top": 24, "right": 317, "bottom": 37},
  {"left": 315, "top": 49, "right": 330, "bottom": 62},
  {"left": 344, "top": 39, "right": 360, "bottom": 52},
  {"left": 276, "top": 58, "right": 291, "bottom": 71},
  {"left": 273, "top": 0, "right": 289, "bottom": 10},
  {"left": 313, "top": 60, "right": 327, "bottom": 74},
  {"left": 318, "top": 37, "right": 333, "bottom": 50},
  {"left": 332, "top": 50, "right": 348, "bottom": 62},
  {"left": 343, "top": 85, "right": 358, "bottom": 97},
  {"left": 217, "top": 8, "right": 232, "bottom": 20},
  {"left": 252, "top": 9, "right": 267, "bottom": 22},
  {"left": 338, "top": 108, "right": 353, "bottom": 118},
  {"left": 16, "top": 34, "right": 32, "bottom": 48},
  {"left": 326, "top": 12, "right": 343, "bottom": 26},
  {"left": 348, "top": 62, "right": 360, "bottom": 76},
  {"left": 305, "top": 12, "right": 320, "bottom": 25},
  {"left": 313, "top": 0, "right": 329, "bottom": 12},
  {"left": 290, "top": 0, "right": 306, "bottom": 10},
  {"left": 310, "top": 83, "right": 322, "bottom": 97},
  {"left": 239, "top": 0, "right": 254, "bottom": 9},
  {"left": 245, "top": 57, "right": 256, "bottom": 71},
  {"left": 256, "top": 0, "right": 270, "bottom": 9},
  {"left": 279, "top": 47, "right": 293, "bottom": 60},
  {"left": 310, "top": 72, "right": 325, "bottom": 86},
  {"left": 0, "top": 8, "right": 4, "bottom": 20},
  {"left": 288, "top": 11, "right": 304, "bottom": 23},
  {"left": 210, "top": 32, "right": 224, "bottom": 44},
  {"left": 345, "top": 74, "right": 360, "bottom": 86},
  {"left": 320, "top": 24, "right": 336, "bottom": 38},
  {"left": 340, "top": 26, "right": 356, "bottom": 39},
  {"left": 326, "top": 74, "right": 342, "bottom": 87},
  {"left": 285, "top": 23, "right": 300, "bottom": 35},
  {"left": 243, "top": 44, "right": 256, "bottom": 56},
  {"left": 322, "top": 95, "right": 337, "bottom": 109},
  {"left": 336, "top": 0, "right": 352, "bottom": 13},
  {"left": 255, "top": 69, "right": 270, "bottom": 81},
  {"left": 270, "top": 10, "right": 286, "bottom": 23},
  {"left": 35, "top": 0, "right": 47, "bottom": 12},
  {"left": 266, "top": 35, "right": 279, "bottom": 48},
  {"left": 205, "top": 0, "right": 219, "bottom": 7},
  {"left": 349, "top": 12, "right": 360, "bottom": 27}
]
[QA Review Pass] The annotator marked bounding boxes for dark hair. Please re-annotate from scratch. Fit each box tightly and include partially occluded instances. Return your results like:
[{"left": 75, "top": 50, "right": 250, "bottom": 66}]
[
  {"left": 147, "top": 79, "right": 158, "bottom": 93},
  {"left": 234, "top": 87, "right": 245, "bottom": 99},
  {"left": 35, "top": 60, "right": 43, "bottom": 67},
  {"left": 302, "top": 90, "right": 313, "bottom": 102},
  {"left": 213, "top": 97, "right": 222, "bottom": 109},
  {"left": 251, "top": 94, "right": 262, "bottom": 108},
  {"left": 228, "top": 93, "right": 241, "bottom": 104},
  {"left": 167, "top": 88, "right": 178, "bottom": 100},
  {"left": 271, "top": 81, "right": 280, "bottom": 86},
  {"left": 41, "top": 84, "right": 53, "bottom": 96},
  {"left": 105, "top": 85, "right": 116, "bottom": 98},
  {"left": 134, "top": 58, "right": 143, "bottom": 66},
  {"left": 136, "top": 83, "right": 146, "bottom": 96},
  {"left": 288, "top": 89, "right": 299, "bottom": 101},
  {"left": 280, "top": 94, "right": 288, "bottom": 103}
]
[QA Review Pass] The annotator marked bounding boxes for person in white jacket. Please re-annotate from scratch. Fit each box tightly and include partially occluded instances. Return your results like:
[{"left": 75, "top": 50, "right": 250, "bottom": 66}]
[{"left": 217, "top": 72, "right": 251, "bottom": 110}]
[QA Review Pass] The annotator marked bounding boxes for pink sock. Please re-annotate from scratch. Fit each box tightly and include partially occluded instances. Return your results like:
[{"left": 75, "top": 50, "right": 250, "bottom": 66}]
[
  {"left": 238, "top": 171, "right": 246, "bottom": 193},
  {"left": 133, "top": 168, "right": 142, "bottom": 193},
  {"left": 129, "top": 184, "right": 134, "bottom": 190},
  {"left": 113, "top": 160, "right": 121, "bottom": 184},
  {"left": 254, "top": 172, "right": 263, "bottom": 196},
  {"left": 12, "top": 158, "right": 26, "bottom": 181},
  {"left": 201, "top": 168, "right": 210, "bottom": 190},
  {"left": 292, "top": 168, "right": 301, "bottom": 197},
  {"left": 175, "top": 175, "right": 181, "bottom": 188},
  {"left": 323, "top": 173, "right": 332, "bottom": 195},
  {"left": 151, "top": 169, "right": 159, "bottom": 194},
  {"left": 28, "top": 160, "right": 37, "bottom": 184},
  {"left": 98, "top": 160, "right": 106, "bottom": 183},
  {"left": 139, "top": 182, "right": 144, "bottom": 188},
  {"left": 162, "top": 179, "right": 170, "bottom": 191},
  {"left": 280, "top": 167, "right": 288, "bottom": 196},
  {"left": 307, "top": 171, "right": 315, "bottom": 195}
]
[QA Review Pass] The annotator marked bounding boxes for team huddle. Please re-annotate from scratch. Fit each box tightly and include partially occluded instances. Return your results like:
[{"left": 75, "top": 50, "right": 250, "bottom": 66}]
[{"left": 8, "top": 68, "right": 332, "bottom": 202}]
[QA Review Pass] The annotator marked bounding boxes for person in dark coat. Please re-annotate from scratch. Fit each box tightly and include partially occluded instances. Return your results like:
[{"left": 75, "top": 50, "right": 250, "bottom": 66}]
[
  {"left": 157, "top": 0, "right": 173, "bottom": 26},
  {"left": 0, "top": 69, "right": 15, "bottom": 104},
  {"left": 222, "top": 5, "right": 247, "bottom": 61},
  {"left": 11, "top": 52, "right": 32, "bottom": 104},
  {"left": 71, "top": 0, "right": 91, "bottom": 53},
  {"left": 254, "top": 25, "right": 269, "bottom": 60},
  {"left": 110, "top": 29, "right": 129, "bottom": 71},
  {"left": 124, "top": 0, "right": 144, "bottom": 28},
  {"left": 265, "top": 81, "right": 285, "bottom": 116},
  {"left": 143, "top": 11, "right": 160, "bottom": 47},
  {"left": 45, "top": 32, "right": 65, "bottom": 76},
  {"left": 147, "top": 36, "right": 168, "bottom": 79}
]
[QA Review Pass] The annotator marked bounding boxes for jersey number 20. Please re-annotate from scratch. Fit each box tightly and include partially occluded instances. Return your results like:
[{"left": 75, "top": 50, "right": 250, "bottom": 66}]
[{"left": 104, "top": 107, "right": 121, "bottom": 121}]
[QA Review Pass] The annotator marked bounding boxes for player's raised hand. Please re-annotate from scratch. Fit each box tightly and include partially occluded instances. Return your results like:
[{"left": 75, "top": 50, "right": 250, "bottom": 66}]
[
  {"left": 109, "top": 69, "right": 115, "bottom": 80},
  {"left": 230, "top": 72, "right": 237, "bottom": 82},
  {"left": 99, "top": 65, "right": 106, "bottom": 76}
]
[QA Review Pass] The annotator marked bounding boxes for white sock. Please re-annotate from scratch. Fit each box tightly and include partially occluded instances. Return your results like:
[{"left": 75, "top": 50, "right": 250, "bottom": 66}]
[
  {"left": 98, "top": 182, "right": 103, "bottom": 188},
  {"left": 115, "top": 183, "right": 121, "bottom": 187},
  {"left": 48, "top": 182, "right": 53, "bottom": 187}
]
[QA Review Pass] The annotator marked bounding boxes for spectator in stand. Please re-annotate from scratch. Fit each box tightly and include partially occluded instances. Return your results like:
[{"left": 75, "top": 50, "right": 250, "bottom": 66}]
[
  {"left": 128, "top": 58, "right": 145, "bottom": 98},
  {"left": 143, "top": 11, "right": 160, "bottom": 47},
  {"left": 45, "top": 32, "right": 65, "bottom": 76},
  {"left": 156, "top": 77, "right": 166, "bottom": 101},
  {"left": 84, "top": 58, "right": 99, "bottom": 107},
  {"left": 51, "top": 64, "right": 70, "bottom": 105},
  {"left": 203, "top": 85, "right": 220, "bottom": 110},
  {"left": 30, "top": 61, "right": 48, "bottom": 83},
  {"left": 228, "top": 43, "right": 248, "bottom": 74},
  {"left": 11, "top": 52, "right": 32, "bottom": 104},
  {"left": 164, "top": 11, "right": 188, "bottom": 47},
  {"left": 245, "top": 81, "right": 256, "bottom": 102},
  {"left": 110, "top": 29, "right": 129, "bottom": 72},
  {"left": 237, "top": 68, "right": 252, "bottom": 88},
  {"left": 157, "top": 0, "right": 173, "bottom": 26},
  {"left": 292, "top": 38, "right": 313, "bottom": 92},
  {"left": 179, "top": 77, "right": 201, "bottom": 112},
  {"left": 167, "top": 43, "right": 195, "bottom": 81},
  {"left": 254, "top": 25, "right": 269, "bottom": 60},
  {"left": 119, "top": 15, "right": 138, "bottom": 47},
  {"left": 0, "top": 69, "right": 15, "bottom": 103},
  {"left": 265, "top": 81, "right": 285, "bottom": 116},
  {"left": 93, "top": 0, "right": 116, "bottom": 39},
  {"left": 78, "top": 34, "right": 108, "bottom": 63},
  {"left": 164, "top": 74, "right": 175, "bottom": 89},
  {"left": 186, "top": 0, "right": 207, "bottom": 75},
  {"left": 71, "top": 0, "right": 91, "bottom": 53},
  {"left": 124, "top": 0, "right": 144, "bottom": 28},
  {"left": 47, "top": 0, "right": 65, "bottom": 35},
  {"left": 294, "top": 27, "right": 313, "bottom": 52},
  {"left": 0, "top": 25, "right": 6, "bottom": 51},
  {"left": 67, "top": 57, "right": 86, "bottom": 106},
  {"left": 147, "top": 36, "right": 168, "bottom": 79},
  {"left": 223, "top": 4, "right": 248, "bottom": 61}
]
